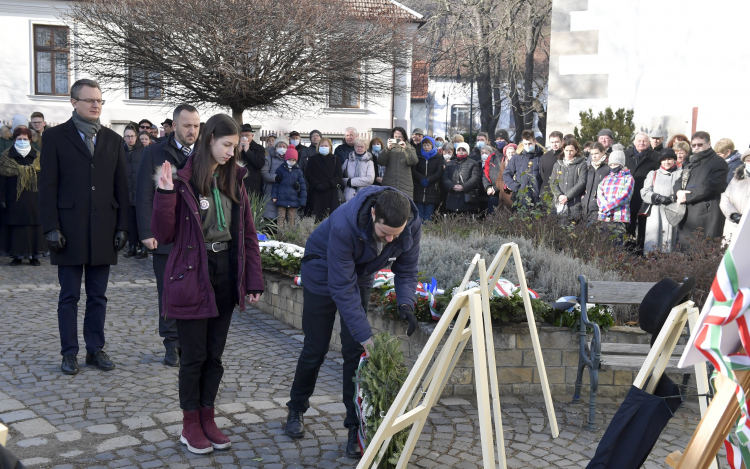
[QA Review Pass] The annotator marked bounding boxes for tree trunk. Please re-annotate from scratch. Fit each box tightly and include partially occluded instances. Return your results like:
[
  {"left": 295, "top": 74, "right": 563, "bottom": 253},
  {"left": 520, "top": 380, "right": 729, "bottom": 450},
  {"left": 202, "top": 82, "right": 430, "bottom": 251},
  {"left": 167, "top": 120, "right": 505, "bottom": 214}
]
[
  {"left": 509, "top": 71, "right": 524, "bottom": 142},
  {"left": 231, "top": 107, "right": 245, "bottom": 128}
]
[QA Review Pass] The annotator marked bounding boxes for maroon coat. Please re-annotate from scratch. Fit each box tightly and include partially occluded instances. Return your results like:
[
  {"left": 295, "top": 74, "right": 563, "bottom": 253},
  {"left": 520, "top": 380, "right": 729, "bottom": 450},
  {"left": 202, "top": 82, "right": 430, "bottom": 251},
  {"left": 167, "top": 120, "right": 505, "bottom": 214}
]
[{"left": 151, "top": 157, "right": 264, "bottom": 320}]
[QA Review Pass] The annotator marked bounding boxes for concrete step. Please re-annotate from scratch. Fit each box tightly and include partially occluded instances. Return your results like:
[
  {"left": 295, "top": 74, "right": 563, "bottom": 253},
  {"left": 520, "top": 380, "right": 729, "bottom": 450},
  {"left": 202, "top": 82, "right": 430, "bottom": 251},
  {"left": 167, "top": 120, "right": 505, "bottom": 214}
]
[
  {"left": 599, "top": 343, "right": 684, "bottom": 357},
  {"left": 599, "top": 354, "right": 689, "bottom": 374}
]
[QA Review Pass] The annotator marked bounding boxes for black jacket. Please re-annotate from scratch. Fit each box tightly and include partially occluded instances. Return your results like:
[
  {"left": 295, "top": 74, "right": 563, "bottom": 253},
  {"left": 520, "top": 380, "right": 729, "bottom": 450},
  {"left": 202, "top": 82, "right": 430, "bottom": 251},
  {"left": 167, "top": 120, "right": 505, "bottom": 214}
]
[
  {"left": 625, "top": 148, "right": 661, "bottom": 223},
  {"left": 38, "top": 118, "right": 129, "bottom": 266},
  {"left": 0, "top": 147, "right": 41, "bottom": 226},
  {"left": 334, "top": 142, "right": 355, "bottom": 166},
  {"left": 241, "top": 140, "right": 266, "bottom": 197},
  {"left": 583, "top": 160, "right": 611, "bottom": 219},
  {"left": 124, "top": 142, "right": 144, "bottom": 206},
  {"left": 673, "top": 149, "right": 729, "bottom": 241},
  {"left": 549, "top": 156, "right": 588, "bottom": 220},
  {"left": 135, "top": 133, "right": 190, "bottom": 255},
  {"left": 305, "top": 152, "right": 343, "bottom": 221},
  {"left": 442, "top": 157, "right": 481, "bottom": 212},
  {"left": 540, "top": 149, "right": 560, "bottom": 194},
  {"left": 411, "top": 154, "right": 444, "bottom": 206}
]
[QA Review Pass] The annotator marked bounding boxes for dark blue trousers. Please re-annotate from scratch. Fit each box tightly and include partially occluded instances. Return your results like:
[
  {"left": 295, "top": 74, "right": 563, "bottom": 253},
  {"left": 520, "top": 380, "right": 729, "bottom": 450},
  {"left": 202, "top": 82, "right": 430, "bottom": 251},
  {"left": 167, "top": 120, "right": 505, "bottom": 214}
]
[{"left": 57, "top": 264, "right": 110, "bottom": 356}]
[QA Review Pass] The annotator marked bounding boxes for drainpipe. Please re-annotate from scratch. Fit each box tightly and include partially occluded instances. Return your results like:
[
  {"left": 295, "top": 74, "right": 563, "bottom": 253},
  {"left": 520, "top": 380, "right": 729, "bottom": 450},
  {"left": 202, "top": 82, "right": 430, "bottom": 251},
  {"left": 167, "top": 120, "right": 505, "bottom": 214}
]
[{"left": 390, "top": 58, "right": 396, "bottom": 127}]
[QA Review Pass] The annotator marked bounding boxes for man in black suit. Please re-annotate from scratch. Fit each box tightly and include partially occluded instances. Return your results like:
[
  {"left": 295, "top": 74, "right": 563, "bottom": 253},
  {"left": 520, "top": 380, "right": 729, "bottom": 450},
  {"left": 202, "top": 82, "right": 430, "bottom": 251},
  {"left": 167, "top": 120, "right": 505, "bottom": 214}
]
[
  {"left": 239, "top": 124, "right": 266, "bottom": 198},
  {"left": 38, "top": 79, "right": 130, "bottom": 375},
  {"left": 624, "top": 132, "right": 661, "bottom": 251},
  {"left": 136, "top": 104, "right": 200, "bottom": 367}
]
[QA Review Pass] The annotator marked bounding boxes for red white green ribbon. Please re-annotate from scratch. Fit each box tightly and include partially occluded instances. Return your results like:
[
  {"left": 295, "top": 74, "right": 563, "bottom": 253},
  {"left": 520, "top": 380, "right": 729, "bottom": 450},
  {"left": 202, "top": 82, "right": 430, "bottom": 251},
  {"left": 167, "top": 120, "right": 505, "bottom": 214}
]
[{"left": 695, "top": 251, "right": 750, "bottom": 469}]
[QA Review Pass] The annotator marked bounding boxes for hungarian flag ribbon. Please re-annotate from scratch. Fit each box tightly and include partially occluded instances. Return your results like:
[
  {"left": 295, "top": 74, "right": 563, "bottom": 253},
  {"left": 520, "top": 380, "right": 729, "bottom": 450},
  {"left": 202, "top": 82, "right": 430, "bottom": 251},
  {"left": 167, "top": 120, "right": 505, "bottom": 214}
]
[{"left": 695, "top": 251, "right": 750, "bottom": 469}]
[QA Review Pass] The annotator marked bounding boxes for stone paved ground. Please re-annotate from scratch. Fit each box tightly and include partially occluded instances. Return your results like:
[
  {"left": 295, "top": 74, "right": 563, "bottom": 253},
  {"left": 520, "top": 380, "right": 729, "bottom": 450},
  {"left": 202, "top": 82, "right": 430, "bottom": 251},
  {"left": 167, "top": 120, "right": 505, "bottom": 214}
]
[{"left": 0, "top": 255, "right": 710, "bottom": 468}]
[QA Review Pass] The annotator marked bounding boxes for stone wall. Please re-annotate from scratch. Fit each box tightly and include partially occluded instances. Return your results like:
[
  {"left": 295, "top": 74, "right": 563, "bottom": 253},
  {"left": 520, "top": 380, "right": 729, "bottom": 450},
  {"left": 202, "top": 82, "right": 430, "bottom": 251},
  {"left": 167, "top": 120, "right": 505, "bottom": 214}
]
[{"left": 257, "top": 271, "right": 687, "bottom": 398}]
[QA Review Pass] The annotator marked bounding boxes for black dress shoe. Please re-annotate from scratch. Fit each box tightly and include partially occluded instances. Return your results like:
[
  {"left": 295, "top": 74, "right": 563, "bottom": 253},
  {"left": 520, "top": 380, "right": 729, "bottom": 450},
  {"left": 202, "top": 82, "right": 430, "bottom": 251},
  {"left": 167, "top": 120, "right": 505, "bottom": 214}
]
[
  {"left": 345, "top": 426, "right": 362, "bottom": 458},
  {"left": 284, "top": 409, "right": 305, "bottom": 439},
  {"left": 86, "top": 350, "right": 115, "bottom": 371},
  {"left": 124, "top": 245, "right": 137, "bottom": 258},
  {"left": 61, "top": 355, "right": 79, "bottom": 375},
  {"left": 136, "top": 248, "right": 148, "bottom": 259},
  {"left": 163, "top": 347, "right": 181, "bottom": 367},
  {"left": 9, "top": 259, "right": 22, "bottom": 266},
  {"left": 29, "top": 258, "right": 41, "bottom": 266}
]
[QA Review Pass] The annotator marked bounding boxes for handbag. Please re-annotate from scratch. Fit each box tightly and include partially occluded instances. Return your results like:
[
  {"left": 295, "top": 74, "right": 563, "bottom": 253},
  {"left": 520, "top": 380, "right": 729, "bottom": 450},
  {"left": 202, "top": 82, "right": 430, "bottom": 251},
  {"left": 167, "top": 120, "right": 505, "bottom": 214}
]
[
  {"left": 459, "top": 172, "right": 478, "bottom": 204},
  {"left": 664, "top": 202, "right": 686, "bottom": 227}
]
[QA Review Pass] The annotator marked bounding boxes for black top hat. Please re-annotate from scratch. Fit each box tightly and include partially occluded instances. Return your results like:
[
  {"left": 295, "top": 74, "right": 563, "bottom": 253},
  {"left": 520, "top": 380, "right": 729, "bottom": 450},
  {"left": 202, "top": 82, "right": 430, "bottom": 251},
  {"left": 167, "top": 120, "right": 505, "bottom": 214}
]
[{"left": 638, "top": 277, "right": 696, "bottom": 346}]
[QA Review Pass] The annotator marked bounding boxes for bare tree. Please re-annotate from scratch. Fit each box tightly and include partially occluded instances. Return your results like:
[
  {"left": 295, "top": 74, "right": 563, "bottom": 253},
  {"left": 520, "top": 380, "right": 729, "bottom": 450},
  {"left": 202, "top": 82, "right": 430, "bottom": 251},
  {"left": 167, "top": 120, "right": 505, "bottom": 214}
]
[
  {"left": 420, "top": 0, "right": 551, "bottom": 141},
  {"left": 65, "top": 0, "right": 418, "bottom": 125}
]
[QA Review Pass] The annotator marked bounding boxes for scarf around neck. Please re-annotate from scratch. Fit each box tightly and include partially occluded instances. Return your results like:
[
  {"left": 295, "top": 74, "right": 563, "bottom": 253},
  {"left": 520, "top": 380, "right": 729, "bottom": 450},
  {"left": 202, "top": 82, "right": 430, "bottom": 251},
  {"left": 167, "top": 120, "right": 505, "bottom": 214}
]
[
  {"left": 681, "top": 148, "right": 715, "bottom": 189},
  {"left": 71, "top": 110, "right": 101, "bottom": 156},
  {"left": 0, "top": 148, "right": 41, "bottom": 200}
]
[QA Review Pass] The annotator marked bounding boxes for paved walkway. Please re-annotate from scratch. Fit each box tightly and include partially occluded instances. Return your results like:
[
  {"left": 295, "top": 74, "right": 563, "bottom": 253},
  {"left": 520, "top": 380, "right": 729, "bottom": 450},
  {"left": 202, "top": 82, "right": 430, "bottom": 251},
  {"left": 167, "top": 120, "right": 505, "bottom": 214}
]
[{"left": 0, "top": 255, "right": 708, "bottom": 468}]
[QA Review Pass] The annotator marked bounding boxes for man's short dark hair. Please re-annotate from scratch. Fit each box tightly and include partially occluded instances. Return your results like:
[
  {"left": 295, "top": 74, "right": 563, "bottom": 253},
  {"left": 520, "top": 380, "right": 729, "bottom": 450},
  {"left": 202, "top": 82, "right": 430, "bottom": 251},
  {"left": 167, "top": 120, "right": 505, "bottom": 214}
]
[
  {"left": 521, "top": 130, "right": 535, "bottom": 141},
  {"left": 477, "top": 131, "right": 489, "bottom": 140},
  {"left": 70, "top": 79, "right": 101, "bottom": 100},
  {"left": 172, "top": 104, "right": 199, "bottom": 122},
  {"left": 374, "top": 190, "right": 411, "bottom": 228},
  {"left": 692, "top": 131, "right": 711, "bottom": 143},
  {"left": 549, "top": 131, "right": 563, "bottom": 140},
  {"left": 289, "top": 130, "right": 300, "bottom": 137},
  {"left": 30, "top": 111, "right": 44, "bottom": 120},
  {"left": 138, "top": 119, "right": 153, "bottom": 126},
  {"left": 564, "top": 133, "right": 574, "bottom": 140}
]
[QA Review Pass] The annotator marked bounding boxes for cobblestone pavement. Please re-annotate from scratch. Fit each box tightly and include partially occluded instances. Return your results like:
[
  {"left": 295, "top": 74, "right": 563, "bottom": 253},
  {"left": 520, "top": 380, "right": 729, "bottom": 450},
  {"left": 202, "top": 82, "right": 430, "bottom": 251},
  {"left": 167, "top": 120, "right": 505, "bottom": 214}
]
[{"left": 0, "top": 255, "right": 708, "bottom": 468}]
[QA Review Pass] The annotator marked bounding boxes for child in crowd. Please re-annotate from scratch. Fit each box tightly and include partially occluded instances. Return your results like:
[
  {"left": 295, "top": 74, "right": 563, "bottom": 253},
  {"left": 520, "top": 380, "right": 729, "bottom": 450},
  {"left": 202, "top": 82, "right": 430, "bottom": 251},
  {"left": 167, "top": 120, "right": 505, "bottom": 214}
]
[{"left": 272, "top": 146, "right": 307, "bottom": 230}]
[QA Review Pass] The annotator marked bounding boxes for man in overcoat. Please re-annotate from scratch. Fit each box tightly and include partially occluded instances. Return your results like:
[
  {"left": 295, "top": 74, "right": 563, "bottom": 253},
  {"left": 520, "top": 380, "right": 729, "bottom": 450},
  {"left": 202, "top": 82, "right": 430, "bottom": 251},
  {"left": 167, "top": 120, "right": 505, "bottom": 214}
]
[
  {"left": 674, "top": 131, "right": 729, "bottom": 248},
  {"left": 624, "top": 132, "right": 661, "bottom": 251},
  {"left": 38, "top": 79, "right": 129, "bottom": 375},
  {"left": 136, "top": 104, "right": 200, "bottom": 367}
]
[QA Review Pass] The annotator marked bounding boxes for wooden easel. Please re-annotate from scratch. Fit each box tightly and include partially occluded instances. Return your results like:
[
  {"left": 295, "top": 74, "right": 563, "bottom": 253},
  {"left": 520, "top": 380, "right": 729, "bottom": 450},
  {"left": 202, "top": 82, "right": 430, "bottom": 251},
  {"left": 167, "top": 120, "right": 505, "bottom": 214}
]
[{"left": 357, "top": 243, "right": 559, "bottom": 469}]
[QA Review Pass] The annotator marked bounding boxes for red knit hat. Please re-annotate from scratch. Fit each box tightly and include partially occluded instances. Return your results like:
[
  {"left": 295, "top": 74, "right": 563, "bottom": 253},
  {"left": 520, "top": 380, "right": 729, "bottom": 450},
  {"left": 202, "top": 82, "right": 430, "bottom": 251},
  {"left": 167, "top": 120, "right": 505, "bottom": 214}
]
[
  {"left": 503, "top": 143, "right": 518, "bottom": 157},
  {"left": 285, "top": 146, "right": 298, "bottom": 161}
]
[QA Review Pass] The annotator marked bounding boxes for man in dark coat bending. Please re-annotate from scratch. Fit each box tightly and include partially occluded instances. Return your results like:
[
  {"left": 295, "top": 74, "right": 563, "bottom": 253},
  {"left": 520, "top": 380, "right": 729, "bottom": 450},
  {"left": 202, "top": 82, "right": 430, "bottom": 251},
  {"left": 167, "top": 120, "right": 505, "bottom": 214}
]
[
  {"left": 284, "top": 186, "right": 421, "bottom": 459},
  {"left": 38, "top": 79, "right": 129, "bottom": 375}
]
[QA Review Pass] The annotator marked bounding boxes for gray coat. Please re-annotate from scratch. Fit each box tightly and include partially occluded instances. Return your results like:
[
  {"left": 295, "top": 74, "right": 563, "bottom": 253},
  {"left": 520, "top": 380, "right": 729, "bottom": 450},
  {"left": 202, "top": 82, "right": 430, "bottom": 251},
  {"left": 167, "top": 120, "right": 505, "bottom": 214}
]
[
  {"left": 378, "top": 144, "right": 418, "bottom": 196},
  {"left": 549, "top": 156, "right": 588, "bottom": 219},
  {"left": 641, "top": 167, "right": 682, "bottom": 253},
  {"left": 720, "top": 164, "right": 750, "bottom": 243},
  {"left": 262, "top": 152, "right": 286, "bottom": 218}
]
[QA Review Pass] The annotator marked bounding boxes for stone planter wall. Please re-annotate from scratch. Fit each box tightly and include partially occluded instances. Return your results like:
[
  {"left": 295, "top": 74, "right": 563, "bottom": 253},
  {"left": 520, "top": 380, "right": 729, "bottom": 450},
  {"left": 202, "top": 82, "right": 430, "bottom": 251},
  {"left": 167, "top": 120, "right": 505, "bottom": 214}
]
[{"left": 258, "top": 271, "right": 688, "bottom": 398}]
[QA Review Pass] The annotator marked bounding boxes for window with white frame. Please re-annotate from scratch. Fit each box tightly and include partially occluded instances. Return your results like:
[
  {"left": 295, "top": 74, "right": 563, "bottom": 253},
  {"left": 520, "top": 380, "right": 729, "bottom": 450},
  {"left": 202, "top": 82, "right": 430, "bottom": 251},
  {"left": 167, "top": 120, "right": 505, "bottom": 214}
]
[{"left": 33, "top": 25, "right": 70, "bottom": 95}]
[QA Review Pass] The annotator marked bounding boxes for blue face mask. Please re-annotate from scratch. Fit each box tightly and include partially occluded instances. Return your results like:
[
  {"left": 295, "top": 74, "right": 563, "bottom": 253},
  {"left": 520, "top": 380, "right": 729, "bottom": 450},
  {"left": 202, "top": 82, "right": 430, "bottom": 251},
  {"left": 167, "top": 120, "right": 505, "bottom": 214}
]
[
  {"left": 476, "top": 141, "right": 485, "bottom": 149},
  {"left": 319, "top": 146, "right": 330, "bottom": 155},
  {"left": 372, "top": 145, "right": 382, "bottom": 153},
  {"left": 15, "top": 139, "right": 30, "bottom": 150},
  {"left": 435, "top": 141, "right": 443, "bottom": 149}
]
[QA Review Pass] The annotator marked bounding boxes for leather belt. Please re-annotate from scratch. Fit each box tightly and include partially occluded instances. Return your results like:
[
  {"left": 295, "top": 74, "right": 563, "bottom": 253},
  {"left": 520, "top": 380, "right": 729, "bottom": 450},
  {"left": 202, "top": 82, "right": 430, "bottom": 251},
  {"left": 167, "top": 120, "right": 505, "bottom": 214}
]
[{"left": 205, "top": 242, "right": 229, "bottom": 252}]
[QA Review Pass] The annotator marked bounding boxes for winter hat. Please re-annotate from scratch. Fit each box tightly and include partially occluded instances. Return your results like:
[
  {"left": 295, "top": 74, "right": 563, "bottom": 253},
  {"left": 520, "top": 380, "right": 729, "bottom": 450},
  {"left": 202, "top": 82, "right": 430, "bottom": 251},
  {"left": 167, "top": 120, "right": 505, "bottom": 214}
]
[
  {"left": 609, "top": 143, "right": 626, "bottom": 167},
  {"left": 289, "top": 130, "right": 300, "bottom": 138},
  {"left": 284, "top": 146, "right": 299, "bottom": 161},
  {"left": 496, "top": 129, "right": 510, "bottom": 141},
  {"left": 503, "top": 143, "right": 518, "bottom": 157},
  {"left": 11, "top": 115, "right": 27, "bottom": 132},
  {"left": 455, "top": 142, "right": 470, "bottom": 153},
  {"left": 649, "top": 129, "right": 663, "bottom": 139},
  {"left": 309, "top": 129, "right": 322, "bottom": 138},
  {"left": 597, "top": 129, "right": 614, "bottom": 139},
  {"left": 412, "top": 128, "right": 424, "bottom": 136},
  {"left": 741, "top": 148, "right": 750, "bottom": 162},
  {"left": 659, "top": 148, "right": 677, "bottom": 162}
]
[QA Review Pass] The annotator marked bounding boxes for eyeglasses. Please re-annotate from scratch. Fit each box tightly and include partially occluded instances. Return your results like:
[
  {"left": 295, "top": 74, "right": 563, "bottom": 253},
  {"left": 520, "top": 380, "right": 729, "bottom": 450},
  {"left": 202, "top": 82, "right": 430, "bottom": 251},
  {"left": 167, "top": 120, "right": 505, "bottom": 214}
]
[
  {"left": 75, "top": 98, "right": 105, "bottom": 105},
  {"left": 691, "top": 143, "right": 706, "bottom": 148},
  {"left": 140, "top": 125, "right": 150, "bottom": 129}
]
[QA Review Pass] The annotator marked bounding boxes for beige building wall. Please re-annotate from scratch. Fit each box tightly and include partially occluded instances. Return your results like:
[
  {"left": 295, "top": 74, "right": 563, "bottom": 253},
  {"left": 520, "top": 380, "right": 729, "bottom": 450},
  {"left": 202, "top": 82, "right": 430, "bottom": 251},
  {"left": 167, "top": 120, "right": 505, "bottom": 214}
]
[{"left": 548, "top": 0, "right": 750, "bottom": 146}]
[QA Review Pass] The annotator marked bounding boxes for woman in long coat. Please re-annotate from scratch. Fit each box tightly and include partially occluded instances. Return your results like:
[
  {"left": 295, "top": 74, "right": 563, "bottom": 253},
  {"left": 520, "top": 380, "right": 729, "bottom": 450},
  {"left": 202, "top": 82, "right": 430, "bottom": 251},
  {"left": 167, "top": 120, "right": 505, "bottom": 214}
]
[
  {"left": 641, "top": 150, "right": 682, "bottom": 253},
  {"left": 720, "top": 151, "right": 750, "bottom": 243},
  {"left": 378, "top": 127, "right": 418, "bottom": 195},
  {"left": 0, "top": 127, "right": 45, "bottom": 265},
  {"left": 442, "top": 142, "right": 481, "bottom": 213},
  {"left": 262, "top": 140, "right": 287, "bottom": 219},
  {"left": 549, "top": 138, "right": 588, "bottom": 220},
  {"left": 305, "top": 138, "right": 343, "bottom": 221},
  {"left": 411, "top": 136, "right": 444, "bottom": 222},
  {"left": 341, "top": 137, "right": 375, "bottom": 202}
]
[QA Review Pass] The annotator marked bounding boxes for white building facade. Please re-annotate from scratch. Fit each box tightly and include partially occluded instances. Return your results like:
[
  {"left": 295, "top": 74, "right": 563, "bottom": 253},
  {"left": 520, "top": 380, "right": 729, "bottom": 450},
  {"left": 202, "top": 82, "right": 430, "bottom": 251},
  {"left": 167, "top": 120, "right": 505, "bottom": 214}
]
[{"left": 0, "top": 0, "right": 422, "bottom": 142}]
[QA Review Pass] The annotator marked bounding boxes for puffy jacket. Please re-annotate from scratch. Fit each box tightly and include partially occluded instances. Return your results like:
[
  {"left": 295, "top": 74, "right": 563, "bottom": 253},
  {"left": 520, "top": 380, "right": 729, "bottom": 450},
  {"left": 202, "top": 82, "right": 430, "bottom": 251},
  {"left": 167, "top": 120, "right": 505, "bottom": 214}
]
[
  {"left": 301, "top": 185, "right": 421, "bottom": 342},
  {"left": 483, "top": 151, "right": 504, "bottom": 192},
  {"left": 272, "top": 162, "right": 307, "bottom": 208},
  {"left": 502, "top": 145, "right": 544, "bottom": 205},
  {"left": 150, "top": 157, "right": 264, "bottom": 320},
  {"left": 583, "top": 159, "right": 611, "bottom": 219},
  {"left": 549, "top": 156, "right": 588, "bottom": 219},
  {"left": 411, "top": 141, "right": 444, "bottom": 205},
  {"left": 124, "top": 142, "right": 144, "bottom": 206},
  {"left": 262, "top": 152, "right": 286, "bottom": 218},
  {"left": 442, "top": 157, "right": 481, "bottom": 212},
  {"left": 342, "top": 151, "right": 375, "bottom": 201},
  {"left": 378, "top": 144, "right": 418, "bottom": 195}
]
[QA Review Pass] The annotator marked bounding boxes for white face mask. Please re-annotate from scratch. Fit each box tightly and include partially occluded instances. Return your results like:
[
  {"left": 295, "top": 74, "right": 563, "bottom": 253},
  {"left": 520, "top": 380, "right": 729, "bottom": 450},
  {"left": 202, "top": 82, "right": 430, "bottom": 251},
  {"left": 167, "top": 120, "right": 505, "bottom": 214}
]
[
  {"left": 319, "top": 146, "right": 330, "bottom": 155},
  {"left": 277, "top": 147, "right": 287, "bottom": 156},
  {"left": 443, "top": 154, "right": 452, "bottom": 161},
  {"left": 290, "top": 139, "right": 299, "bottom": 146},
  {"left": 14, "top": 139, "right": 31, "bottom": 156},
  {"left": 481, "top": 154, "right": 489, "bottom": 162},
  {"left": 287, "top": 160, "right": 295, "bottom": 168}
]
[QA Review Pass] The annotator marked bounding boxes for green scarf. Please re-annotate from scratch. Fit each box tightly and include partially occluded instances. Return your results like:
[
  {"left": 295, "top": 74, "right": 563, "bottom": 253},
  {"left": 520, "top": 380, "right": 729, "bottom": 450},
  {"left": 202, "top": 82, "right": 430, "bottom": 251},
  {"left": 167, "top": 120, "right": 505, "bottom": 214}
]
[
  {"left": 212, "top": 174, "right": 226, "bottom": 231},
  {"left": 0, "top": 149, "right": 41, "bottom": 200}
]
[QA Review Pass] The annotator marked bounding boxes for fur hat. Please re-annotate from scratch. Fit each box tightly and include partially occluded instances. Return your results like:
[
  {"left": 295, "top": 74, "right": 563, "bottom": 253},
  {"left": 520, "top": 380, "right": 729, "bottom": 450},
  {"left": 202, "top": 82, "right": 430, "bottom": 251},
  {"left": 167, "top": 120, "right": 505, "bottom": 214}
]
[
  {"left": 11, "top": 115, "right": 26, "bottom": 132},
  {"left": 597, "top": 129, "right": 614, "bottom": 139},
  {"left": 284, "top": 146, "right": 298, "bottom": 161},
  {"left": 639, "top": 277, "right": 695, "bottom": 346},
  {"left": 609, "top": 143, "right": 626, "bottom": 167}
]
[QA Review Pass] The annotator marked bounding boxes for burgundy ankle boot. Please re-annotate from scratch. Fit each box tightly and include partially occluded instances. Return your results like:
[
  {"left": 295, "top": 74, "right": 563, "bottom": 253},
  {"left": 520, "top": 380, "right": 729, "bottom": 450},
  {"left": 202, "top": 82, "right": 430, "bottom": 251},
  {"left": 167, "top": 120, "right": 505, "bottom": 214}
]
[
  {"left": 180, "top": 409, "right": 213, "bottom": 454},
  {"left": 199, "top": 407, "right": 231, "bottom": 449}
]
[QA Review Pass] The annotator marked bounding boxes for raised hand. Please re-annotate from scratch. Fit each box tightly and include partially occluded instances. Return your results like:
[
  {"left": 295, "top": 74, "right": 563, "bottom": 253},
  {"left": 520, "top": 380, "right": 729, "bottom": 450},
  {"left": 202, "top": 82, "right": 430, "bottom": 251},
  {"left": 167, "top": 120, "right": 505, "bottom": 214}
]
[{"left": 159, "top": 161, "right": 174, "bottom": 191}]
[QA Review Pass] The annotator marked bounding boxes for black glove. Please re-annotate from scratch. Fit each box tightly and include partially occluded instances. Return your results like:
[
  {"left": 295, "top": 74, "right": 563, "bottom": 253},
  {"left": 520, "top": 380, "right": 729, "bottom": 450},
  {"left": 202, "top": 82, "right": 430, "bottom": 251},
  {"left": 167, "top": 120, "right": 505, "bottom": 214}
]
[
  {"left": 346, "top": 179, "right": 352, "bottom": 188},
  {"left": 731, "top": 213, "right": 742, "bottom": 224},
  {"left": 45, "top": 230, "right": 66, "bottom": 253},
  {"left": 315, "top": 183, "right": 325, "bottom": 191},
  {"left": 275, "top": 174, "right": 282, "bottom": 183},
  {"left": 114, "top": 230, "right": 128, "bottom": 252},
  {"left": 398, "top": 304, "right": 418, "bottom": 337},
  {"left": 652, "top": 194, "right": 666, "bottom": 205},
  {"left": 293, "top": 182, "right": 301, "bottom": 192}
]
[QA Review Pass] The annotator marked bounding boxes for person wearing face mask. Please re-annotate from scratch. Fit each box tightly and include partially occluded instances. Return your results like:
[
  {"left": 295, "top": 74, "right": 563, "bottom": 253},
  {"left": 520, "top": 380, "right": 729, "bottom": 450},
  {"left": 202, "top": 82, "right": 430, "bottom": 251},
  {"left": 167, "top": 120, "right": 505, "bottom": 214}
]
[
  {"left": 596, "top": 144, "right": 634, "bottom": 243},
  {"left": 438, "top": 142, "right": 454, "bottom": 213},
  {"left": 549, "top": 138, "right": 588, "bottom": 220},
  {"left": 641, "top": 149, "right": 681, "bottom": 253},
  {"left": 484, "top": 143, "right": 512, "bottom": 214},
  {"left": 720, "top": 149, "right": 750, "bottom": 244},
  {"left": 262, "top": 140, "right": 289, "bottom": 219},
  {"left": 442, "top": 142, "right": 481, "bottom": 213},
  {"left": 411, "top": 136, "right": 444, "bottom": 223},
  {"left": 369, "top": 138, "right": 385, "bottom": 186},
  {"left": 0, "top": 127, "right": 45, "bottom": 266},
  {"left": 305, "top": 138, "right": 343, "bottom": 221},
  {"left": 122, "top": 125, "right": 145, "bottom": 258},
  {"left": 502, "top": 130, "right": 545, "bottom": 207},
  {"left": 583, "top": 142, "right": 610, "bottom": 223},
  {"left": 469, "top": 132, "right": 490, "bottom": 163},
  {"left": 494, "top": 130, "right": 510, "bottom": 153},
  {"left": 272, "top": 147, "right": 307, "bottom": 230},
  {"left": 299, "top": 130, "right": 322, "bottom": 217},
  {"left": 288, "top": 131, "right": 306, "bottom": 170},
  {"left": 342, "top": 137, "right": 375, "bottom": 202},
  {"left": 433, "top": 136, "right": 444, "bottom": 151}
]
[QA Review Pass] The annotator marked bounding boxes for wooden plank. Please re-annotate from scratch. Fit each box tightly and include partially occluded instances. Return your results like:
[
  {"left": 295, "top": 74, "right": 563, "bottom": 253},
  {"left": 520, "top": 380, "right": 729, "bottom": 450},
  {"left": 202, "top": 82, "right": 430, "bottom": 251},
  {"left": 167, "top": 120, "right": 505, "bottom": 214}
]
[
  {"left": 0, "top": 422, "right": 6, "bottom": 447},
  {"left": 633, "top": 302, "right": 690, "bottom": 391},
  {"left": 599, "top": 355, "right": 687, "bottom": 374},
  {"left": 587, "top": 281, "right": 657, "bottom": 305},
  {"left": 468, "top": 292, "right": 496, "bottom": 468},
  {"left": 600, "top": 343, "right": 684, "bottom": 356}
]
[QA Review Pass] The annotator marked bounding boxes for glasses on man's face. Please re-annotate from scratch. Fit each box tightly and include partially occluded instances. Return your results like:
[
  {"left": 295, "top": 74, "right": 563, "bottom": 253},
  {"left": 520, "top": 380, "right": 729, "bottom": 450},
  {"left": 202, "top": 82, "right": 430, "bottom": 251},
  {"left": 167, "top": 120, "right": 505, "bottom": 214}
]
[
  {"left": 76, "top": 98, "right": 105, "bottom": 105},
  {"left": 691, "top": 143, "right": 706, "bottom": 148},
  {"left": 140, "top": 125, "right": 150, "bottom": 130}
]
